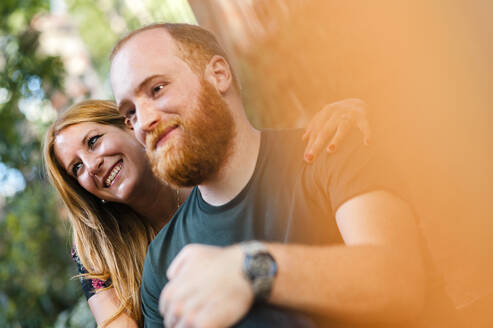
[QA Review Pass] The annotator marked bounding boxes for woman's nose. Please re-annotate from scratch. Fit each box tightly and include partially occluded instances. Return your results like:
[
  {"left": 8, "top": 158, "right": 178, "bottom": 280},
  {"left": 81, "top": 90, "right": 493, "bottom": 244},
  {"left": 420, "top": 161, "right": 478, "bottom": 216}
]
[{"left": 86, "top": 155, "right": 104, "bottom": 176}]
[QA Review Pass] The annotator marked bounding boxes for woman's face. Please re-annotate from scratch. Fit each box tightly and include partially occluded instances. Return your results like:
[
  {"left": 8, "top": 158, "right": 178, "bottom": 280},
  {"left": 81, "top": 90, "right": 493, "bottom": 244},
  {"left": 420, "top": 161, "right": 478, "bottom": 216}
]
[{"left": 54, "top": 122, "right": 152, "bottom": 203}]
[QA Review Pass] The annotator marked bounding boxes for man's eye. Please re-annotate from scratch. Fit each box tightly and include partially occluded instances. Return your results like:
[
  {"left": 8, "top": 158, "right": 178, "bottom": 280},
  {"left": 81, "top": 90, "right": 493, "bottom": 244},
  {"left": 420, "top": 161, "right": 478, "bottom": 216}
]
[
  {"left": 126, "top": 108, "right": 135, "bottom": 118},
  {"left": 72, "top": 162, "right": 82, "bottom": 176},
  {"left": 124, "top": 109, "right": 136, "bottom": 128},
  {"left": 152, "top": 84, "right": 165, "bottom": 96},
  {"left": 88, "top": 134, "right": 102, "bottom": 149}
]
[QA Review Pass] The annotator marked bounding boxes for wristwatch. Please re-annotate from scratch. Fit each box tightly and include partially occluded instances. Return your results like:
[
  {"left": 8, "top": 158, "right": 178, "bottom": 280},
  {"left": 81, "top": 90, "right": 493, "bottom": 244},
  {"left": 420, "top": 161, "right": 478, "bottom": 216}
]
[{"left": 241, "top": 241, "right": 278, "bottom": 301}]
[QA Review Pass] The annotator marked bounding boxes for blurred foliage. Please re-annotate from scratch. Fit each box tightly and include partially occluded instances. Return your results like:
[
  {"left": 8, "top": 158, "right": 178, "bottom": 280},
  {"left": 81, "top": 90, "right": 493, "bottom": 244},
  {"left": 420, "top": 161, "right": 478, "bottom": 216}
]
[
  {"left": 0, "top": 1, "right": 64, "bottom": 169},
  {"left": 0, "top": 1, "right": 80, "bottom": 327},
  {"left": 0, "top": 1, "right": 195, "bottom": 327},
  {"left": 64, "top": 0, "right": 122, "bottom": 80},
  {"left": 65, "top": 0, "right": 195, "bottom": 83},
  {"left": 0, "top": 185, "right": 81, "bottom": 327}
]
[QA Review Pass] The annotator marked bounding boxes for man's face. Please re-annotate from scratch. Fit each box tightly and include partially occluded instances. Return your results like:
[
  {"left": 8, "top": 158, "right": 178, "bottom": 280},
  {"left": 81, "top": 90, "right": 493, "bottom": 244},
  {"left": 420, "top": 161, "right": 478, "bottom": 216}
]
[
  {"left": 110, "top": 29, "right": 234, "bottom": 187},
  {"left": 146, "top": 79, "right": 235, "bottom": 187},
  {"left": 110, "top": 29, "right": 201, "bottom": 145}
]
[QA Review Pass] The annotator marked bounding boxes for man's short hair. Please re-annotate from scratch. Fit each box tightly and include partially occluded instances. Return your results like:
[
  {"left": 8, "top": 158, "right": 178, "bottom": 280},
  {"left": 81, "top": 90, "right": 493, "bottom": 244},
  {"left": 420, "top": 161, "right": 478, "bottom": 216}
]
[{"left": 111, "top": 23, "right": 239, "bottom": 89}]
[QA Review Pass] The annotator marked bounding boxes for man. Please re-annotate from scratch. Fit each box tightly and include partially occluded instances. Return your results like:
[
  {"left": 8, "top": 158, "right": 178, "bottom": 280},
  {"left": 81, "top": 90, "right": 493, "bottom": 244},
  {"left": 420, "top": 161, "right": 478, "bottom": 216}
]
[{"left": 109, "top": 23, "right": 442, "bottom": 328}]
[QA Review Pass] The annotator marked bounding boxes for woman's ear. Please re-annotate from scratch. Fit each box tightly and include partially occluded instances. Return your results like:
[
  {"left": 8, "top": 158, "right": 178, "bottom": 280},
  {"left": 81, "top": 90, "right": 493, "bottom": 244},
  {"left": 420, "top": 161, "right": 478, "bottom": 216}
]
[{"left": 204, "top": 55, "right": 233, "bottom": 94}]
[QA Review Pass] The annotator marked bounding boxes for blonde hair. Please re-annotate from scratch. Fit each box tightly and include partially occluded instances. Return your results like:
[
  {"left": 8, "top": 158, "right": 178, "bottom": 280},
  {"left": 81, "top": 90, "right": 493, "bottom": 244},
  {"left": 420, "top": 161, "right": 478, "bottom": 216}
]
[{"left": 43, "top": 100, "right": 155, "bottom": 326}]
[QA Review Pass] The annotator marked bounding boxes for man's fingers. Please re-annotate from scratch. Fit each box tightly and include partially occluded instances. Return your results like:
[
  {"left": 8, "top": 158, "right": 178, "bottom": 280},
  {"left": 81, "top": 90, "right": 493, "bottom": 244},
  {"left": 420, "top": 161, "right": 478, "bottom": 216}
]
[
  {"left": 159, "top": 285, "right": 172, "bottom": 324},
  {"left": 167, "top": 288, "right": 208, "bottom": 328},
  {"left": 328, "top": 120, "right": 351, "bottom": 152},
  {"left": 175, "top": 316, "right": 195, "bottom": 328},
  {"left": 193, "top": 299, "right": 239, "bottom": 328},
  {"left": 164, "top": 310, "right": 178, "bottom": 328},
  {"left": 161, "top": 283, "right": 188, "bottom": 328},
  {"left": 167, "top": 255, "right": 186, "bottom": 280},
  {"left": 167, "top": 244, "right": 200, "bottom": 279},
  {"left": 165, "top": 301, "right": 183, "bottom": 328},
  {"left": 175, "top": 296, "right": 203, "bottom": 328}
]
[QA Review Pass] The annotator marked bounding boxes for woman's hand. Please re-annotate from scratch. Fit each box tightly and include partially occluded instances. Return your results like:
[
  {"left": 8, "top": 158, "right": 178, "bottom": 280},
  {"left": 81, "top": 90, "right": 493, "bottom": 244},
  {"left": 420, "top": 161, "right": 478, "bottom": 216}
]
[{"left": 303, "top": 98, "right": 371, "bottom": 163}]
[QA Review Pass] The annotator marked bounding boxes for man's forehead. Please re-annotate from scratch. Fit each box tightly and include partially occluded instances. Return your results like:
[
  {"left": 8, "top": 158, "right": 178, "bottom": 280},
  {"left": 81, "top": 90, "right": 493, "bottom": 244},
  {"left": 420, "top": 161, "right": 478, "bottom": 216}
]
[
  {"left": 113, "top": 28, "right": 179, "bottom": 63},
  {"left": 110, "top": 28, "right": 182, "bottom": 101}
]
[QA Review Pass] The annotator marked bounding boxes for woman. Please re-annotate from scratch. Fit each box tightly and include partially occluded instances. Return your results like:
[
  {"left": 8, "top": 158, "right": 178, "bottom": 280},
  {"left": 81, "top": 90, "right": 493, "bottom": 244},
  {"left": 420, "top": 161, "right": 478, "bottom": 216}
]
[{"left": 43, "top": 99, "right": 369, "bottom": 327}]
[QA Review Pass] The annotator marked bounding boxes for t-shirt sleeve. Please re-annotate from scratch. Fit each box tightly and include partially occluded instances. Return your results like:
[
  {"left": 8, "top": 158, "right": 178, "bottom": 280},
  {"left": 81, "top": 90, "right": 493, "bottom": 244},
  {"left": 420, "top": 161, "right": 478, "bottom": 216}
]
[
  {"left": 141, "top": 247, "right": 165, "bottom": 328},
  {"left": 313, "top": 130, "right": 407, "bottom": 214},
  {"left": 71, "top": 247, "right": 112, "bottom": 300}
]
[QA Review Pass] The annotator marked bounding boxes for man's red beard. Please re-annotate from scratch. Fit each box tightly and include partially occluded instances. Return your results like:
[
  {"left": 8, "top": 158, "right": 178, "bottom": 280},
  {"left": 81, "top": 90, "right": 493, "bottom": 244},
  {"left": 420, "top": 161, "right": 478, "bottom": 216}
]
[{"left": 145, "top": 80, "right": 235, "bottom": 187}]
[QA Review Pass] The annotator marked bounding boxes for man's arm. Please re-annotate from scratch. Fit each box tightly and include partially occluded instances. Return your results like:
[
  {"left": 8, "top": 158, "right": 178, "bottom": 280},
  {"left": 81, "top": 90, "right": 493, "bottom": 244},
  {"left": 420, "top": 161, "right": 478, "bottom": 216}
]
[
  {"left": 267, "top": 190, "right": 426, "bottom": 323},
  {"left": 160, "top": 190, "right": 426, "bottom": 327}
]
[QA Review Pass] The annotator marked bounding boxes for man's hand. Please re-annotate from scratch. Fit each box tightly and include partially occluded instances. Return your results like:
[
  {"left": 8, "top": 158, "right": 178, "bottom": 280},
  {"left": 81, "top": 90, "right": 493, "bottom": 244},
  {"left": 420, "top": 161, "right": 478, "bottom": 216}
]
[{"left": 159, "top": 244, "right": 254, "bottom": 328}]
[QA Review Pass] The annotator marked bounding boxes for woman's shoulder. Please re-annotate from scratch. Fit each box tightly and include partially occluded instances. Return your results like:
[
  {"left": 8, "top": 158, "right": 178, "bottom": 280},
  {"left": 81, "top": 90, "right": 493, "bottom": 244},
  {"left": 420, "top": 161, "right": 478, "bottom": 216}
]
[{"left": 71, "top": 247, "right": 112, "bottom": 300}]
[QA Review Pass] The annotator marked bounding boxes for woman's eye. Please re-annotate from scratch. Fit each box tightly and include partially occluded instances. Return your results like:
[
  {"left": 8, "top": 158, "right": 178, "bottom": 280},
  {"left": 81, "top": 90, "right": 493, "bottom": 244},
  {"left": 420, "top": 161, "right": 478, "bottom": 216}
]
[
  {"left": 88, "top": 134, "right": 102, "bottom": 149},
  {"left": 72, "top": 162, "right": 82, "bottom": 176}
]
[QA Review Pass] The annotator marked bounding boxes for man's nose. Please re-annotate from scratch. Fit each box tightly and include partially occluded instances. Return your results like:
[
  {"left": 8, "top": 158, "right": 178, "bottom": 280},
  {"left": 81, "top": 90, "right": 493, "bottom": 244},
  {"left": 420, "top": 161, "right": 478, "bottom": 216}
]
[{"left": 136, "top": 99, "right": 161, "bottom": 133}]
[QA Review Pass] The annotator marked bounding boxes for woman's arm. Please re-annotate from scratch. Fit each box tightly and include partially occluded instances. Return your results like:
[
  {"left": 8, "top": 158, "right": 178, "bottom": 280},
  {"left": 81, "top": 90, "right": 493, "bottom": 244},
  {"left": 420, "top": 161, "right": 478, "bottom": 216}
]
[
  {"left": 303, "top": 98, "right": 371, "bottom": 163},
  {"left": 72, "top": 248, "right": 138, "bottom": 327},
  {"left": 88, "top": 289, "right": 138, "bottom": 328}
]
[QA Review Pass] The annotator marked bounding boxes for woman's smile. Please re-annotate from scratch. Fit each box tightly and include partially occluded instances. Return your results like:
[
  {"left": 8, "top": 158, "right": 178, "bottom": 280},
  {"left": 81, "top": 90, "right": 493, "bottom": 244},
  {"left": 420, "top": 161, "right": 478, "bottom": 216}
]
[
  {"left": 54, "top": 121, "right": 151, "bottom": 203},
  {"left": 104, "top": 159, "right": 123, "bottom": 188}
]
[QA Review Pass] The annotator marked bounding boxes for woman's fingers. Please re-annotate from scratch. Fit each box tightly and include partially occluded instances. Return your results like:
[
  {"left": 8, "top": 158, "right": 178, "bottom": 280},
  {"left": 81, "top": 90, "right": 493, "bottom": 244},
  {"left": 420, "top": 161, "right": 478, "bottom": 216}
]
[
  {"left": 302, "top": 129, "right": 311, "bottom": 141},
  {"left": 302, "top": 112, "right": 325, "bottom": 142},
  {"left": 357, "top": 116, "right": 372, "bottom": 145},
  {"left": 303, "top": 101, "right": 339, "bottom": 142},
  {"left": 303, "top": 98, "right": 371, "bottom": 164},
  {"left": 302, "top": 114, "right": 317, "bottom": 141},
  {"left": 328, "top": 119, "right": 351, "bottom": 152},
  {"left": 344, "top": 99, "right": 371, "bottom": 145},
  {"left": 304, "top": 117, "right": 339, "bottom": 163}
]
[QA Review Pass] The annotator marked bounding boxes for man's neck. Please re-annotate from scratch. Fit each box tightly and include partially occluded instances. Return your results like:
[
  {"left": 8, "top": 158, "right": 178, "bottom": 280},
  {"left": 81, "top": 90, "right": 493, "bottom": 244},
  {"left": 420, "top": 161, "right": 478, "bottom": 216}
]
[{"left": 198, "top": 118, "right": 261, "bottom": 206}]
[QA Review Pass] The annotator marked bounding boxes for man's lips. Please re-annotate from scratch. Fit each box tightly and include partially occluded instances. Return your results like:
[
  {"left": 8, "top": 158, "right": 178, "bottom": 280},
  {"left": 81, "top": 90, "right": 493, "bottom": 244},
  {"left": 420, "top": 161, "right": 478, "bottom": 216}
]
[{"left": 153, "top": 125, "right": 178, "bottom": 150}]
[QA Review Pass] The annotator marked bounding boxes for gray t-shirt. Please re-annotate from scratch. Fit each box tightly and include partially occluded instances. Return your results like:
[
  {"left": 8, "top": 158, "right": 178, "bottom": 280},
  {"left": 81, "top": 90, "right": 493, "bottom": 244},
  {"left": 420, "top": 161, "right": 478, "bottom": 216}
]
[{"left": 141, "top": 129, "right": 453, "bottom": 327}]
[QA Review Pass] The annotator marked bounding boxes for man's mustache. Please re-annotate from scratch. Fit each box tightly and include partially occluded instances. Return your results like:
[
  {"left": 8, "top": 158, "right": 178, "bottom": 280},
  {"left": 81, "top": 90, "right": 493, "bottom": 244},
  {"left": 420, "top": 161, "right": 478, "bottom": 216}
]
[{"left": 145, "top": 118, "right": 182, "bottom": 151}]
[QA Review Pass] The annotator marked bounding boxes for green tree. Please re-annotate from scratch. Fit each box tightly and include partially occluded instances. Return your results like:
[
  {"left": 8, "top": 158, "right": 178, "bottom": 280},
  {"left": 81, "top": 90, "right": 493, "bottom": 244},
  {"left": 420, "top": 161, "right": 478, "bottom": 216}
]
[
  {"left": 0, "top": 1, "right": 80, "bottom": 327},
  {"left": 0, "top": 1, "right": 196, "bottom": 326}
]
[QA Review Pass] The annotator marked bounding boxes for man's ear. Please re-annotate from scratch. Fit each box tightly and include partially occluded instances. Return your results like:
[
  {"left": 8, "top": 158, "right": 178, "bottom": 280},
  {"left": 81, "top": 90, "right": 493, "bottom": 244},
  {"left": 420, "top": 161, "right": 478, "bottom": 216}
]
[
  {"left": 204, "top": 55, "right": 233, "bottom": 94},
  {"left": 124, "top": 118, "right": 134, "bottom": 130}
]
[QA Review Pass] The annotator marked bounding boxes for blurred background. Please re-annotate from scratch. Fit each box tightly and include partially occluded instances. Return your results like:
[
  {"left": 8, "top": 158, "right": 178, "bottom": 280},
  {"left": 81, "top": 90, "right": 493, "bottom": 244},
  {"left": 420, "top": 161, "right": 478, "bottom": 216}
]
[{"left": 0, "top": 0, "right": 492, "bottom": 327}]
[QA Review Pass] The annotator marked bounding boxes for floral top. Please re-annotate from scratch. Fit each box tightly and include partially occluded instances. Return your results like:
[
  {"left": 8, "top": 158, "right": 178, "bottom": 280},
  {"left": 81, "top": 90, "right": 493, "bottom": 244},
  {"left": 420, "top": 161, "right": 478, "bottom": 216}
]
[{"left": 71, "top": 248, "right": 112, "bottom": 300}]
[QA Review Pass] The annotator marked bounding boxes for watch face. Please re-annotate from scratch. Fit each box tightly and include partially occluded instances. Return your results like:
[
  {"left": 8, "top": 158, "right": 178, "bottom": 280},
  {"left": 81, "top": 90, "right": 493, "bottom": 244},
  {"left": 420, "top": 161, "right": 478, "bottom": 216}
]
[
  {"left": 249, "top": 253, "right": 277, "bottom": 278},
  {"left": 242, "top": 243, "right": 278, "bottom": 300}
]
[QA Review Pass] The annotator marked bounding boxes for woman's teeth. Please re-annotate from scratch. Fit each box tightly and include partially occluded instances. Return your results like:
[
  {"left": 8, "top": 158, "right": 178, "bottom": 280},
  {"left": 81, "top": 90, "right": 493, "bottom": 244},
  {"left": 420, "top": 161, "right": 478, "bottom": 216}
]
[{"left": 105, "top": 162, "right": 122, "bottom": 187}]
